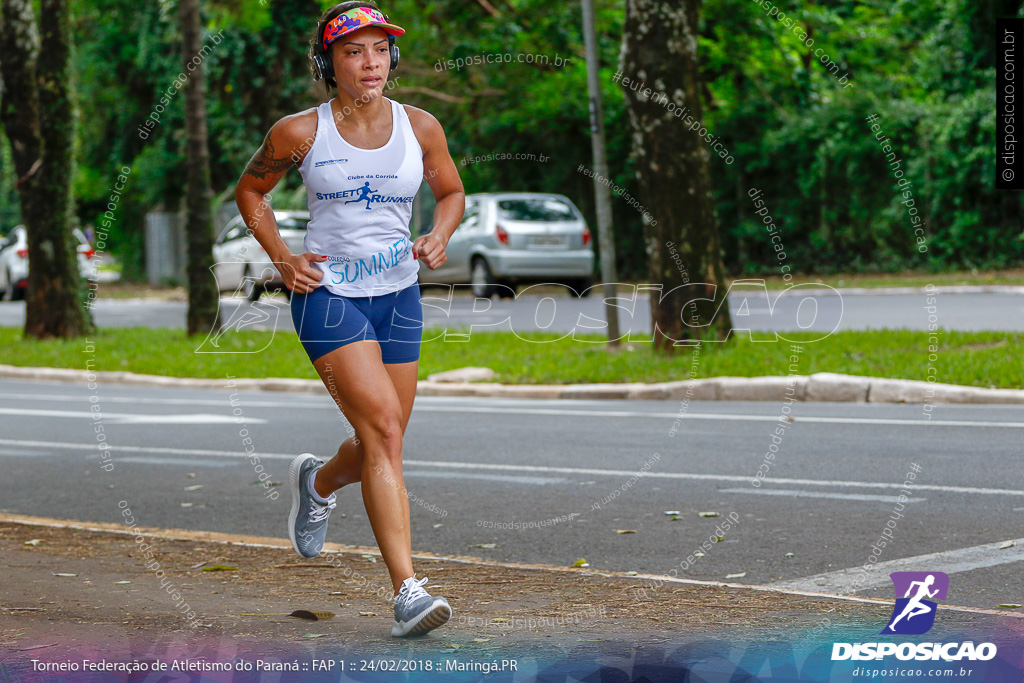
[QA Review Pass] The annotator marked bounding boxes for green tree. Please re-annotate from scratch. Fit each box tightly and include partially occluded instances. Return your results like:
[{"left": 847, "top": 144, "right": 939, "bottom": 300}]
[{"left": 0, "top": 0, "right": 92, "bottom": 338}]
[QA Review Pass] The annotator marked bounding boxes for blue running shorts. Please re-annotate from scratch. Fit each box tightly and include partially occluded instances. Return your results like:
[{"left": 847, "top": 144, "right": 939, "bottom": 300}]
[{"left": 289, "top": 281, "right": 423, "bottom": 364}]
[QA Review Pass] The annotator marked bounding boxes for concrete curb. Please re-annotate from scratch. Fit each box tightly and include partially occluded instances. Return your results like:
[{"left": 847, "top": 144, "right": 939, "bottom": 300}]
[{"left": 2, "top": 364, "right": 1022, "bottom": 404}]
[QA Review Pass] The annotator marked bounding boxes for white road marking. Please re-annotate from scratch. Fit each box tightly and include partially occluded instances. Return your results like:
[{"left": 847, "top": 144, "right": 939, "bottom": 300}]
[
  {"left": 772, "top": 537, "right": 1024, "bottom": 593},
  {"left": 718, "top": 488, "right": 927, "bottom": 504},
  {"left": 1, "top": 438, "right": 1020, "bottom": 497},
  {"left": 0, "top": 391, "right": 325, "bottom": 409},
  {"left": 2, "top": 392, "right": 1020, "bottom": 428},
  {"left": 413, "top": 406, "right": 1024, "bottom": 429},
  {"left": 404, "top": 470, "right": 568, "bottom": 485},
  {"left": 0, "top": 407, "right": 266, "bottom": 425},
  {"left": 118, "top": 456, "right": 238, "bottom": 467},
  {"left": 0, "top": 448, "right": 50, "bottom": 457}
]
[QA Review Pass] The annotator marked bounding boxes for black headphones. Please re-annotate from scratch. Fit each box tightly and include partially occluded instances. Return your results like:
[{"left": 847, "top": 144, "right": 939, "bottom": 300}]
[{"left": 312, "top": 13, "right": 400, "bottom": 83}]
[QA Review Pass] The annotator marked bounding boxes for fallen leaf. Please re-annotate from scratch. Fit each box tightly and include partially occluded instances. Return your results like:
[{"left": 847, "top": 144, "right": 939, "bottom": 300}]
[
  {"left": 668, "top": 515, "right": 683, "bottom": 521},
  {"left": 184, "top": 485, "right": 203, "bottom": 492},
  {"left": 360, "top": 554, "right": 378, "bottom": 563},
  {"left": 187, "top": 473, "right": 196, "bottom": 478},
  {"left": 289, "top": 610, "right": 335, "bottom": 621},
  {"left": 693, "top": 551, "right": 705, "bottom": 557},
  {"left": 432, "top": 523, "right": 443, "bottom": 528},
  {"left": 189, "top": 561, "right": 208, "bottom": 569},
  {"left": 698, "top": 511, "right": 719, "bottom": 518},
  {"left": 358, "top": 611, "right": 376, "bottom": 617},
  {"left": 329, "top": 591, "right": 343, "bottom": 595},
  {"left": 180, "top": 503, "right": 193, "bottom": 508},
  {"left": 23, "top": 539, "right": 41, "bottom": 546},
  {"left": 999, "top": 540, "right": 1016, "bottom": 550},
  {"left": 201, "top": 565, "right": 238, "bottom": 572},
  {"left": 471, "top": 543, "right": 497, "bottom": 549},
  {"left": 615, "top": 529, "right": 638, "bottom": 534},
  {"left": 113, "top": 581, "right": 132, "bottom": 585},
  {"left": 490, "top": 618, "right": 509, "bottom": 623},
  {"left": 663, "top": 510, "right": 681, "bottom": 516},
  {"left": 624, "top": 571, "right": 638, "bottom": 576},
  {"left": 997, "top": 604, "right": 1022, "bottom": 609},
  {"left": 725, "top": 572, "right": 747, "bottom": 579},
  {"left": 572, "top": 558, "right": 589, "bottom": 568},
  {"left": 712, "top": 536, "right": 724, "bottom": 542},
  {"left": 52, "top": 573, "right": 77, "bottom": 577}
]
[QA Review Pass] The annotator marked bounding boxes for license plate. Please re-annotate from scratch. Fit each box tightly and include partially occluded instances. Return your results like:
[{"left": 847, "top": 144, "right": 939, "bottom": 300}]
[{"left": 531, "top": 235, "right": 567, "bottom": 246}]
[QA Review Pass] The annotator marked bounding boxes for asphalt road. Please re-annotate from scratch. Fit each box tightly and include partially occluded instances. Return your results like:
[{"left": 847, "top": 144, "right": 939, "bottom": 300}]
[
  {"left": 1, "top": 377, "right": 1022, "bottom": 612},
  {"left": 0, "top": 287, "right": 1022, "bottom": 332}
]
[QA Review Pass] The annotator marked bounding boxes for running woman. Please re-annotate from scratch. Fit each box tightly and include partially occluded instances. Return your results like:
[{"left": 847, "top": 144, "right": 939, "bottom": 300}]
[{"left": 234, "top": 1, "right": 464, "bottom": 637}]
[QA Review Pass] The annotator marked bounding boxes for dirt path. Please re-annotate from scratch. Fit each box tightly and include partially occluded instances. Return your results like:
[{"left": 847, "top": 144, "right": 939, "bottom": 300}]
[{"left": 1, "top": 518, "right": 1018, "bottom": 680}]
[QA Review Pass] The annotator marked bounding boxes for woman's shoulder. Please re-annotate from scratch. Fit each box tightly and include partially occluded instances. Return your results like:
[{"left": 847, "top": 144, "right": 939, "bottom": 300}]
[
  {"left": 267, "top": 106, "right": 322, "bottom": 166},
  {"left": 399, "top": 102, "right": 444, "bottom": 152},
  {"left": 274, "top": 106, "right": 321, "bottom": 145}
]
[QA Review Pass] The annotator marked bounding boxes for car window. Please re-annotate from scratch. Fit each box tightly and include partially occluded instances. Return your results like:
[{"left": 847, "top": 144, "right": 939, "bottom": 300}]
[
  {"left": 1, "top": 228, "right": 25, "bottom": 250},
  {"left": 460, "top": 202, "right": 480, "bottom": 231},
  {"left": 497, "top": 198, "right": 576, "bottom": 222},
  {"left": 221, "top": 224, "right": 247, "bottom": 243},
  {"left": 277, "top": 217, "right": 308, "bottom": 231},
  {"left": 216, "top": 224, "right": 234, "bottom": 245}
]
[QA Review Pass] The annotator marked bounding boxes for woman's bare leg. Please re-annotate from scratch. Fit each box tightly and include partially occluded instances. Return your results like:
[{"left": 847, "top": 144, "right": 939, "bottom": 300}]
[
  {"left": 314, "top": 359, "right": 418, "bottom": 495},
  {"left": 308, "top": 340, "right": 420, "bottom": 593}
]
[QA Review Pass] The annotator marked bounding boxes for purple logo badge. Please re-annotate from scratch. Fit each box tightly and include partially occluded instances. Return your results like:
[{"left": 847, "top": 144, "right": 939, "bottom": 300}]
[{"left": 882, "top": 571, "right": 949, "bottom": 635}]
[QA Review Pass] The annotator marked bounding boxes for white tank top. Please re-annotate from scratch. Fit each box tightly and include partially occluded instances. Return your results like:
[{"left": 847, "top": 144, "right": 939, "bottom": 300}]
[{"left": 296, "top": 96, "right": 422, "bottom": 297}]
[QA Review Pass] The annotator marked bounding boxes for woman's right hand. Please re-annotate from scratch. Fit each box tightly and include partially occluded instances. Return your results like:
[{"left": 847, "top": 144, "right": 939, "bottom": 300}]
[{"left": 281, "top": 252, "right": 328, "bottom": 294}]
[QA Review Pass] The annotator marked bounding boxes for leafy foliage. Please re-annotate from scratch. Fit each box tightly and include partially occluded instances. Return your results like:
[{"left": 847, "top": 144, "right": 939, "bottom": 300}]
[{"left": 6, "top": 0, "right": 1015, "bottom": 280}]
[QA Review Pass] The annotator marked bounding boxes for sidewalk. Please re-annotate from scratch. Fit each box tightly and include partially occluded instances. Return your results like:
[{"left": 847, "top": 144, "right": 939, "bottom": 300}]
[{"left": 0, "top": 515, "right": 1016, "bottom": 664}]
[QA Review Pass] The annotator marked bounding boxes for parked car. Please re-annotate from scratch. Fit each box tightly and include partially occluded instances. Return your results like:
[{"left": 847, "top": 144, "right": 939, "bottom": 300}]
[
  {"left": 213, "top": 211, "right": 309, "bottom": 301},
  {"left": 420, "top": 192, "right": 595, "bottom": 298},
  {"left": 0, "top": 225, "right": 98, "bottom": 301}
]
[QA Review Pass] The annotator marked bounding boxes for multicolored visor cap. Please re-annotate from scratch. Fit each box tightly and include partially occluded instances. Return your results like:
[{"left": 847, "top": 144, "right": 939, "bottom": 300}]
[{"left": 323, "top": 7, "right": 405, "bottom": 50}]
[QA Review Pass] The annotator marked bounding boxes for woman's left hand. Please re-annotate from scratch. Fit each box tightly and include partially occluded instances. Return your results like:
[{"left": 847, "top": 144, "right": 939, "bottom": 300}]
[{"left": 412, "top": 233, "right": 447, "bottom": 270}]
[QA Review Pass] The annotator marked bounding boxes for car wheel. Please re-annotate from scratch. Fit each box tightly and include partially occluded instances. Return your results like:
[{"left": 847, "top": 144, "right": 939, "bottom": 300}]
[
  {"left": 0, "top": 271, "right": 9, "bottom": 302},
  {"left": 470, "top": 258, "right": 497, "bottom": 299},
  {"left": 243, "top": 267, "right": 263, "bottom": 302},
  {"left": 569, "top": 277, "right": 594, "bottom": 298},
  {"left": 497, "top": 280, "right": 516, "bottom": 299}
]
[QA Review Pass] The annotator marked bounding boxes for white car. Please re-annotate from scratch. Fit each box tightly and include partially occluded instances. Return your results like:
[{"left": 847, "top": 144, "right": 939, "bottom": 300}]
[
  {"left": 0, "top": 225, "right": 98, "bottom": 301},
  {"left": 213, "top": 211, "right": 309, "bottom": 301}
]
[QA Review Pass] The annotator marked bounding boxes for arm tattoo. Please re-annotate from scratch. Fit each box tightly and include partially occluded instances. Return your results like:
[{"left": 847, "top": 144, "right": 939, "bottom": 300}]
[{"left": 243, "top": 133, "right": 294, "bottom": 180}]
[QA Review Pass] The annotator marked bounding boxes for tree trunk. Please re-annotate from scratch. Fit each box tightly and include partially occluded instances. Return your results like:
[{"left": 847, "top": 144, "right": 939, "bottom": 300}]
[
  {"left": 0, "top": 0, "right": 91, "bottom": 339},
  {"left": 621, "top": 0, "right": 732, "bottom": 350},
  {"left": 179, "top": 0, "right": 220, "bottom": 336}
]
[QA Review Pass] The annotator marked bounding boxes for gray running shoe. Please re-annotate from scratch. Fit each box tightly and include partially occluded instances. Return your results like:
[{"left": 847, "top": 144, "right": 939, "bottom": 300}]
[
  {"left": 288, "top": 453, "right": 336, "bottom": 558},
  {"left": 392, "top": 575, "right": 451, "bottom": 637}
]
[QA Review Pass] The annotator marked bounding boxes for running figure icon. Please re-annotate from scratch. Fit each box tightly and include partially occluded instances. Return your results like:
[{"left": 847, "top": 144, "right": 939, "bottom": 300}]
[
  {"left": 344, "top": 181, "right": 380, "bottom": 210},
  {"left": 886, "top": 574, "right": 939, "bottom": 631}
]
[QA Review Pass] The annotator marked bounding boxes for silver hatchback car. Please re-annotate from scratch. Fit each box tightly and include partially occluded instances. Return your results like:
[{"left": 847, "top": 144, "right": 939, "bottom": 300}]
[{"left": 421, "top": 192, "right": 596, "bottom": 298}]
